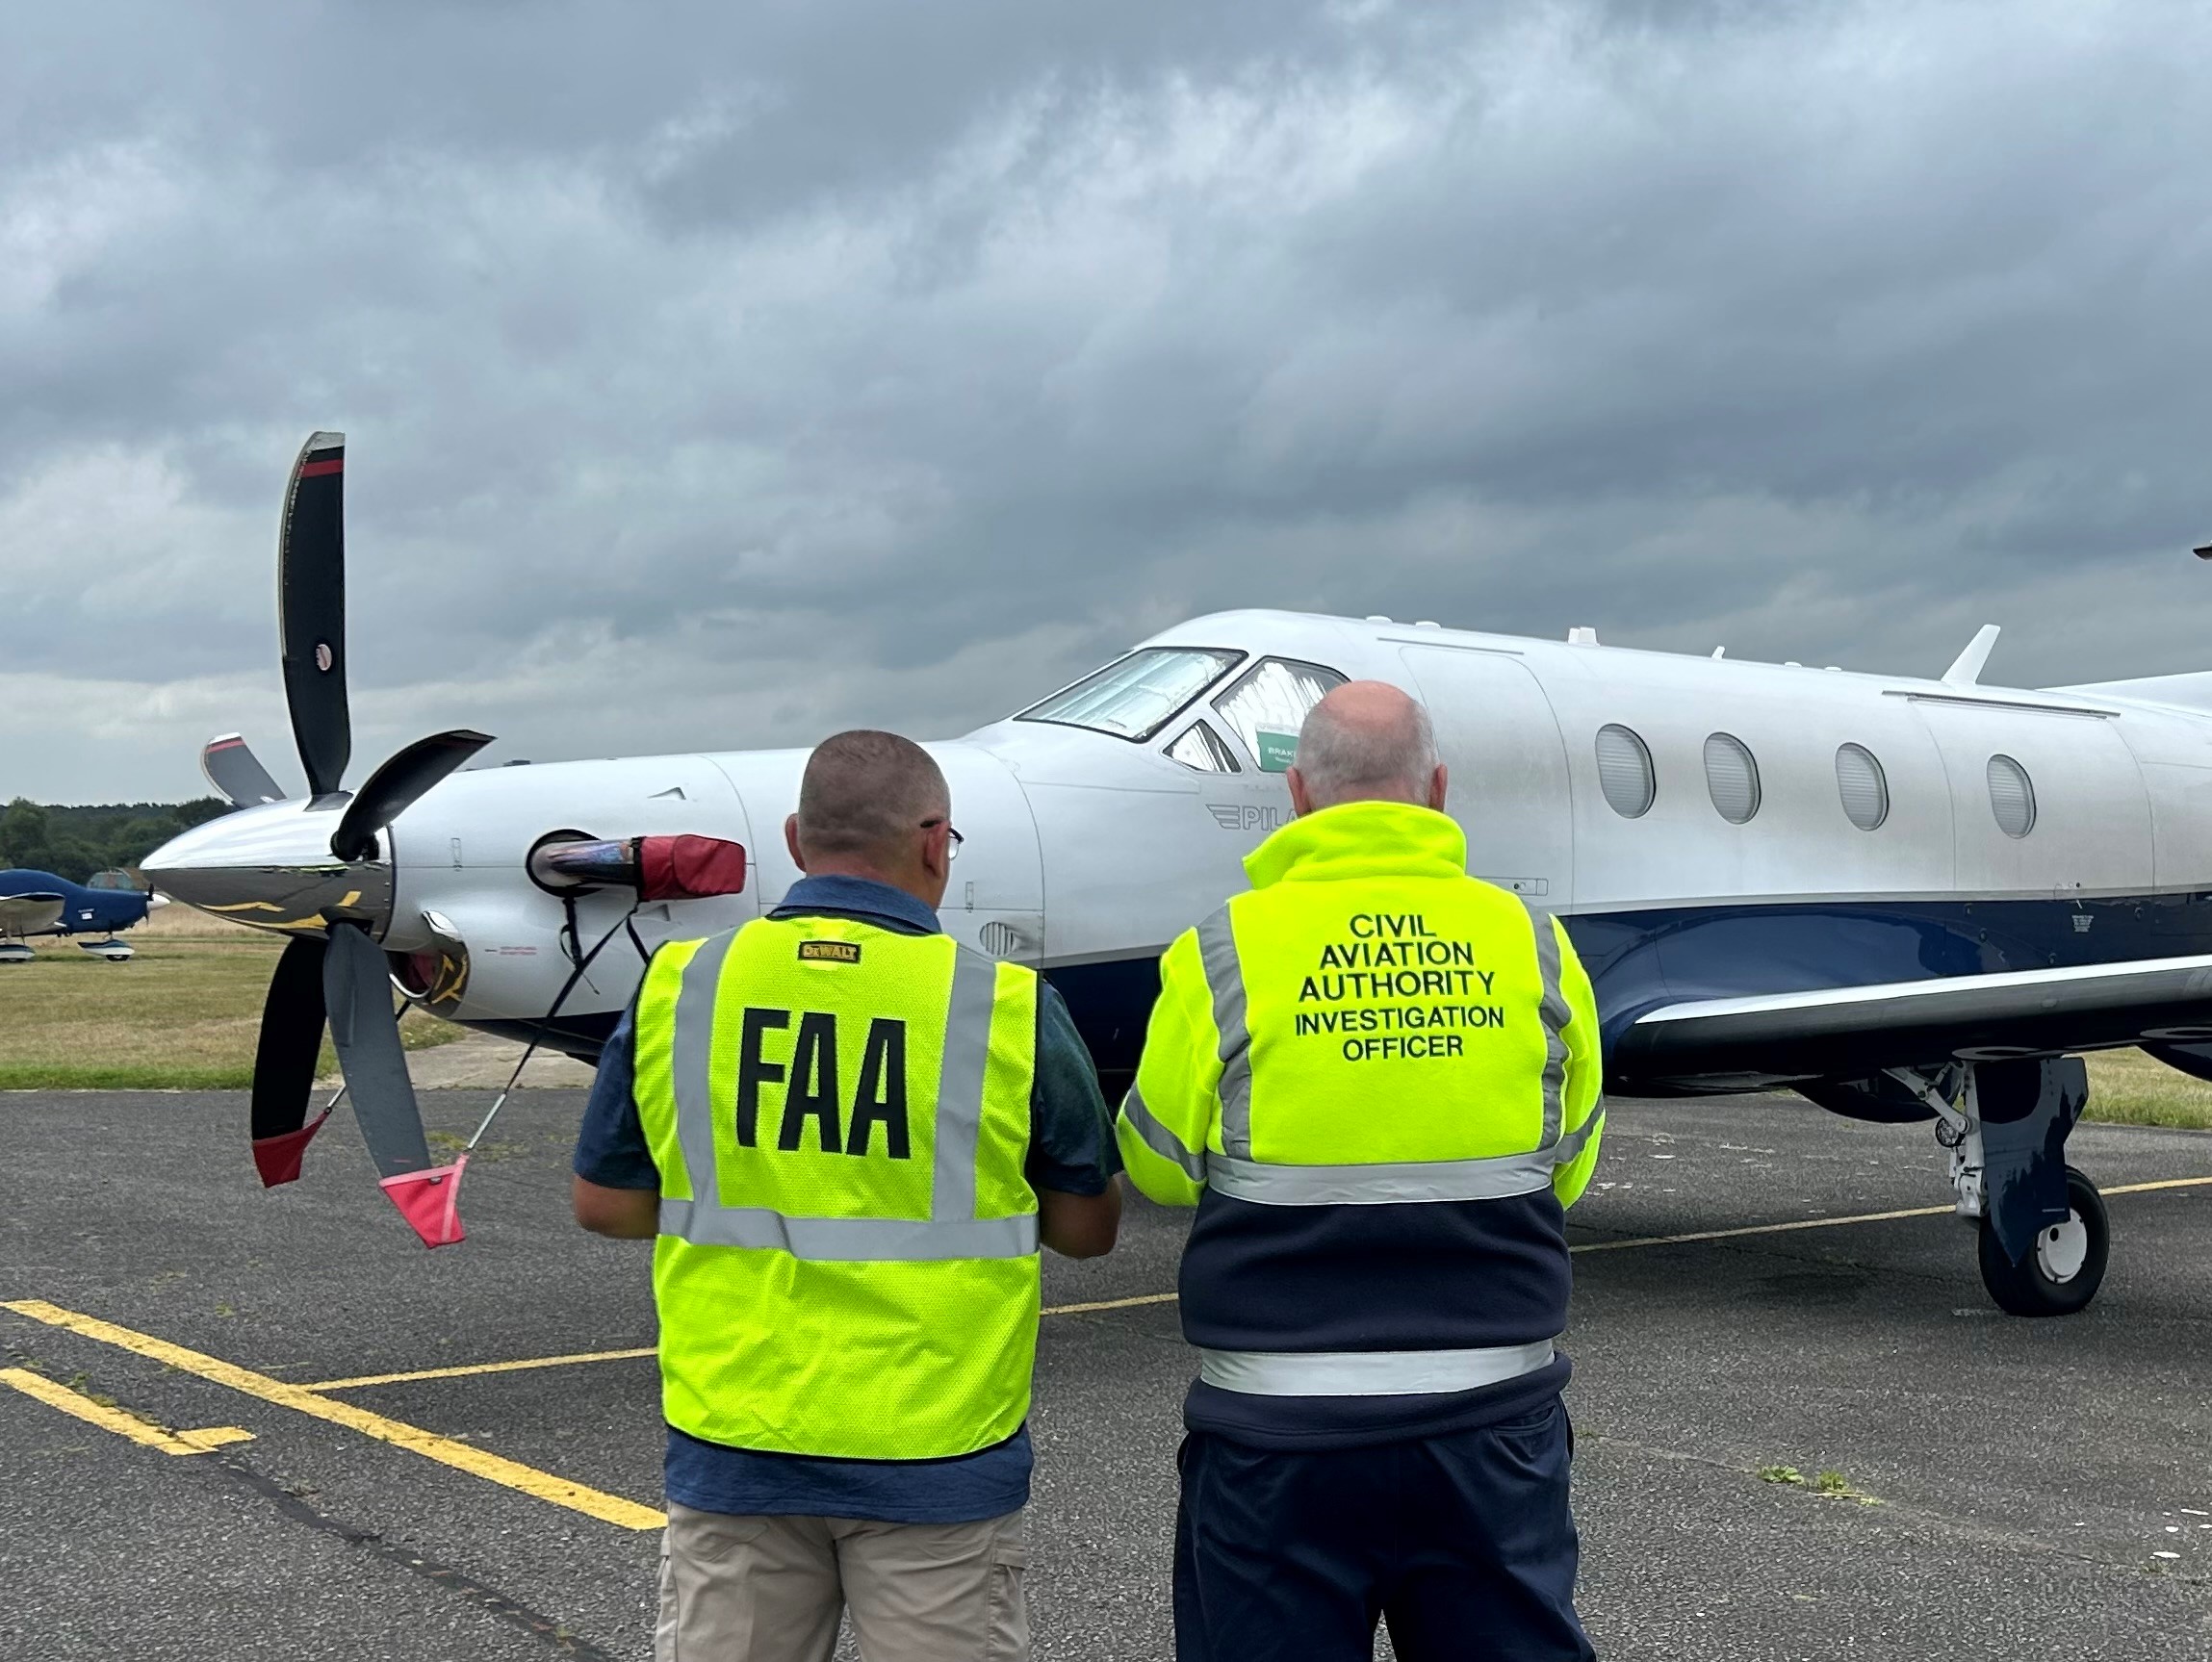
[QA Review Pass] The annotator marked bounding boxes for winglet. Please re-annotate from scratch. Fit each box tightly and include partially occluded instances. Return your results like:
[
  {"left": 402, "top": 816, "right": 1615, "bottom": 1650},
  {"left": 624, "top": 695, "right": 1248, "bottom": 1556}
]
[
  {"left": 380, "top": 1158, "right": 468, "bottom": 1248},
  {"left": 1942, "top": 625, "right": 2001, "bottom": 686},
  {"left": 251, "top": 1109, "right": 330, "bottom": 1188}
]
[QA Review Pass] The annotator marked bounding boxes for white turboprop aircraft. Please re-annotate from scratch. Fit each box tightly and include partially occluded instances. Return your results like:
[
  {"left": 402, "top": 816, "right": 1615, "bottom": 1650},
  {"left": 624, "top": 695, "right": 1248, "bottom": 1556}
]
[{"left": 147, "top": 434, "right": 2212, "bottom": 1311}]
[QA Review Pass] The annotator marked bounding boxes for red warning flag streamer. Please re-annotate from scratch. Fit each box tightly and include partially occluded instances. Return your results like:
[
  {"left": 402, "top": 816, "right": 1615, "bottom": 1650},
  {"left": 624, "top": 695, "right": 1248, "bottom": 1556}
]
[{"left": 381, "top": 1158, "right": 468, "bottom": 1248}]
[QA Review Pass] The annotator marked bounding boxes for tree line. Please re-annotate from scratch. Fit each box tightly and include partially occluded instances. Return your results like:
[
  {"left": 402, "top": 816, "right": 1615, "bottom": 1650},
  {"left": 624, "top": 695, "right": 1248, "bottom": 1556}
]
[{"left": 0, "top": 799, "right": 232, "bottom": 885}]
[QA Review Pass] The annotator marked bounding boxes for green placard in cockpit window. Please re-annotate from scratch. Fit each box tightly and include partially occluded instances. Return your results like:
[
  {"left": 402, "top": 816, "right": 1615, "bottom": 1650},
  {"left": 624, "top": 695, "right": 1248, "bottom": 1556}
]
[{"left": 1254, "top": 729, "right": 1299, "bottom": 773}]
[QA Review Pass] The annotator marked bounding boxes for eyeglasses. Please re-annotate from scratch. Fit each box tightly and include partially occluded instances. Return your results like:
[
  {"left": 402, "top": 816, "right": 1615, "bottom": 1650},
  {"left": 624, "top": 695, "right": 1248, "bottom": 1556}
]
[{"left": 920, "top": 818, "right": 965, "bottom": 860}]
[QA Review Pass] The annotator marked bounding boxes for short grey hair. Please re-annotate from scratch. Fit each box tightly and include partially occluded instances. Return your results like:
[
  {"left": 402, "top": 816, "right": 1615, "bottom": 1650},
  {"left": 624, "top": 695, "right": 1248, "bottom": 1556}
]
[
  {"left": 795, "top": 730, "right": 950, "bottom": 857},
  {"left": 1293, "top": 687, "right": 1439, "bottom": 808}
]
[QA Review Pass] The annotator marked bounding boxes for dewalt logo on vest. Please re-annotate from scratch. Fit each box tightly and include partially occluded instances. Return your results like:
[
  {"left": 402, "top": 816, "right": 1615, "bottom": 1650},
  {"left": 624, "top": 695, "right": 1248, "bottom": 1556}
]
[
  {"left": 735, "top": 1008, "right": 912, "bottom": 1159},
  {"left": 798, "top": 939, "right": 862, "bottom": 963}
]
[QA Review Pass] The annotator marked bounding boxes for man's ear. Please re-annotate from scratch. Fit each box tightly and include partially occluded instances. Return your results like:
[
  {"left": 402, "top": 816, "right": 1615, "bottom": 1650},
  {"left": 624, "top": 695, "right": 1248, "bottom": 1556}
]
[
  {"left": 1427, "top": 763, "right": 1449, "bottom": 813},
  {"left": 1287, "top": 767, "right": 1314, "bottom": 818},
  {"left": 784, "top": 813, "right": 809, "bottom": 872},
  {"left": 920, "top": 820, "right": 952, "bottom": 884}
]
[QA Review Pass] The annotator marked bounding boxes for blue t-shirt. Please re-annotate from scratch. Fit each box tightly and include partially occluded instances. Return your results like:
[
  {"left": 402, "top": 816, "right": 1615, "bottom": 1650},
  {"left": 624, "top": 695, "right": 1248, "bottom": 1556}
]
[{"left": 573, "top": 874, "right": 1120, "bottom": 1523}]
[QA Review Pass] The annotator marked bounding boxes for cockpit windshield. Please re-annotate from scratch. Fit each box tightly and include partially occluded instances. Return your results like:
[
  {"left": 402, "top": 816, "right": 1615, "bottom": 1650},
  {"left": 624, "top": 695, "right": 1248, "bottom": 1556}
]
[{"left": 1016, "top": 648, "right": 1244, "bottom": 742}]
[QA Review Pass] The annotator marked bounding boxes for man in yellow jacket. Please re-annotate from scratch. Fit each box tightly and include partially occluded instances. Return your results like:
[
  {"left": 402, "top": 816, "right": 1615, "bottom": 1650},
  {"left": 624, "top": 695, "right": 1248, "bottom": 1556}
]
[
  {"left": 575, "top": 729, "right": 1121, "bottom": 1662},
  {"left": 1118, "top": 681, "right": 1604, "bottom": 1662}
]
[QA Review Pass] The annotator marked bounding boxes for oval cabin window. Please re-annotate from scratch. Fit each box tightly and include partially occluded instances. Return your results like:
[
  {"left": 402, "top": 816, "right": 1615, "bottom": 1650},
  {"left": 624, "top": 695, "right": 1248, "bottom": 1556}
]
[
  {"left": 1595, "top": 725, "right": 1656, "bottom": 819},
  {"left": 1987, "top": 754, "right": 2036, "bottom": 838},
  {"left": 1703, "top": 733, "right": 1761, "bottom": 824},
  {"left": 1836, "top": 743, "right": 1889, "bottom": 831}
]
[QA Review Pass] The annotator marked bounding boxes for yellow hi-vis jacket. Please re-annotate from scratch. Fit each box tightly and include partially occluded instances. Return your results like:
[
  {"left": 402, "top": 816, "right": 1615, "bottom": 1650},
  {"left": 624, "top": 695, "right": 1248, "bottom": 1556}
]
[
  {"left": 633, "top": 912, "right": 1042, "bottom": 1460},
  {"left": 1116, "top": 800, "right": 1604, "bottom": 1399}
]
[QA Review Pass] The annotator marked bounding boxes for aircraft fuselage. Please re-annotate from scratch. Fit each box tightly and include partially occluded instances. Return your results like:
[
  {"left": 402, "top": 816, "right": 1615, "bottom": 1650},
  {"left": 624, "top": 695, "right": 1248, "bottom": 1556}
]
[{"left": 143, "top": 608, "right": 2212, "bottom": 1095}]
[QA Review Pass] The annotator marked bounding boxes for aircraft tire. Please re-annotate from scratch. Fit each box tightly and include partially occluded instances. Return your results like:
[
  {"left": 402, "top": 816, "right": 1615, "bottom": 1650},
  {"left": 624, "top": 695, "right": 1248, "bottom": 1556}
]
[{"left": 1977, "top": 1165, "right": 2108, "bottom": 1317}]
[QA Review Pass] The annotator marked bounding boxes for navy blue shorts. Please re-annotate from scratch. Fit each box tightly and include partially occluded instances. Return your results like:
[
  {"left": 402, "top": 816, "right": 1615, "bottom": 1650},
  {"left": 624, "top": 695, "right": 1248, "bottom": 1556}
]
[{"left": 1172, "top": 1396, "right": 1593, "bottom": 1662}]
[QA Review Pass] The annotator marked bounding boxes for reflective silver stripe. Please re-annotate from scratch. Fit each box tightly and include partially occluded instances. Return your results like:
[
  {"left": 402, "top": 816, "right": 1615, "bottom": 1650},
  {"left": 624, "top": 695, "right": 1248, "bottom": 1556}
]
[
  {"left": 933, "top": 947, "right": 999, "bottom": 1222},
  {"left": 1196, "top": 908, "right": 1253, "bottom": 1157},
  {"left": 1207, "top": 1148, "right": 1556, "bottom": 1205},
  {"left": 1529, "top": 904, "right": 1571, "bottom": 1149},
  {"left": 1198, "top": 1340, "right": 1556, "bottom": 1397},
  {"left": 1205, "top": 1112, "right": 1605, "bottom": 1206},
  {"left": 670, "top": 933, "right": 737, "bottom": 1205},
  {"left": 1120, "top": 1083, "right": 1207, "bottom": 1182},
  {"left": 1550, "top": 1109, "right": 1601, "bottom": 1169},
  {"left": 658, "top": 1200, "right": 1038, "bottom": 1261}
]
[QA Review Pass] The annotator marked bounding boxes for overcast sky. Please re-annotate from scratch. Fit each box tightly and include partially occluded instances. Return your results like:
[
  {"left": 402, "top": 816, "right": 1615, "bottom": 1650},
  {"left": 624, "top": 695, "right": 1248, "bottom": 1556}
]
[{"left": 5, "top": 0, "right": 2210, "bottom": 803}]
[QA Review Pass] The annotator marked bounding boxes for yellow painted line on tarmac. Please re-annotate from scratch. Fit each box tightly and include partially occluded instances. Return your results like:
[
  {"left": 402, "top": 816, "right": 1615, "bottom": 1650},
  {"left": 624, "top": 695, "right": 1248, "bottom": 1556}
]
[
  {"left": 265, "top": 1176, "right": 2212, "bottom": 1394},
  {"left": 300, "top": 1346, "right": 657, "bottom": 1393},
  {"left": 1, "top": 1301, "right": 664, "bottom": 1531},
  {"left": 2102, "top": 1174, "right": 2212, "bottom": 1198},
  {"left": 1571, "top": 1171, "right": 2212, "bottom": 1255},
  {"left": 300, "top": 1294, "right": 1187, "bottom": 1394},
  {"left": 172, "top": 1425, "right": 258, "bottom": 1450},
  {"left": 19, "top": 1172, "right": 2202, "bottom": 1467},
  {"left": 1042, "top": 1291, "right": 1182, "bottom": 1317},
  {"left": 0, "top": 1367, "right": 254, "bottom": 1456},
  {"left": 1572, "top": 1203, "right": 1954, "bottom": 1254}
]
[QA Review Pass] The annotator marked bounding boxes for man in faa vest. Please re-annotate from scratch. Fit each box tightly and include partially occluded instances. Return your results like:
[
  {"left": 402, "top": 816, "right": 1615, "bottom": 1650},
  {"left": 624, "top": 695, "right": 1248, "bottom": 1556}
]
[
  {"left": 1119, "top": 681, "right": 1604, "bottom": 1662},
  {"left": 574, "top": 729, "right": 1122, "bottom": 1662}
]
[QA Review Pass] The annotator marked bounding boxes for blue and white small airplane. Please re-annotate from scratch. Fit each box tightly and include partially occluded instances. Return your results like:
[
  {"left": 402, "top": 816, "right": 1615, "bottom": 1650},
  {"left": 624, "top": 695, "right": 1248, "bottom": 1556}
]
[
  {"left": 143, "top": 433, "right": 2212, "bottom": 1314},
  {"left": 0, "top": 870, "right": 166, "bottom": 961}
]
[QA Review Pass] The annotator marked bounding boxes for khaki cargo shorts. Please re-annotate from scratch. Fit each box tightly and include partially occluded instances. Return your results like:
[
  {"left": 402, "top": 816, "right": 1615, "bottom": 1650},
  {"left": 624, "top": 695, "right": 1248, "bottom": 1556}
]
[{"left": 656, "top": 1500, "right": 1028, "bottom": 1662}]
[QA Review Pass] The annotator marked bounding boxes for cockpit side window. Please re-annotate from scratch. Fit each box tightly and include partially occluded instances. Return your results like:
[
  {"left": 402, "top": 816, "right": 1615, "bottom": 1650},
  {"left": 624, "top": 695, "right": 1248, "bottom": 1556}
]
[
  {"left": 1211, "top": 657, "right": 1349, "bottom": 771},
  {"left": 1016, "top": 648, "right": 1246, "bottom": 743},
  {"left": 1165, "top": 721, "right": 1240, "bottom": 774}
]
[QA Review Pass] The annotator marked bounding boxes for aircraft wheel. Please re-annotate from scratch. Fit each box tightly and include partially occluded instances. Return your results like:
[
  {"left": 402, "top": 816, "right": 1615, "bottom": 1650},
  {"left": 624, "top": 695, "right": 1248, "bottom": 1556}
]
[{"left": 1978, "top": 1166, "right": 2108, "bottom": 1317}]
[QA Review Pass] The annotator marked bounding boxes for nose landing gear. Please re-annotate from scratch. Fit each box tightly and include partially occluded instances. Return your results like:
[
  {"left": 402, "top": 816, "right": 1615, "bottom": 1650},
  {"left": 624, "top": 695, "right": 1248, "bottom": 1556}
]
[
  {"left": 1975, "top": 1164, "right": 2109, "bottom": 1317},
  {"left": 1888, "top": 1057, "right": 2109, "bottom": 1317}
]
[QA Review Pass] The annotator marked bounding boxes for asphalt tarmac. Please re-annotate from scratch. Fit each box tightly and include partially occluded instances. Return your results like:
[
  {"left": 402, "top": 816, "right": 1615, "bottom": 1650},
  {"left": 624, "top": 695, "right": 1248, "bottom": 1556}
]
[{"left": 5, "top": 1087, "right": 2211, "bottom": 1660}]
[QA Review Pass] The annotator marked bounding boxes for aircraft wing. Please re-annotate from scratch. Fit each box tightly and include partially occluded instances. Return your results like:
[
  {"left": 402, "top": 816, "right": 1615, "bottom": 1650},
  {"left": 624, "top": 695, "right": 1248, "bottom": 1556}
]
[
  {"left": 1615, "top": 954, "right": 2212, "bottom": 1086},
  {"left": 0, "top": 894, "right": 66, "bottom": 935}
]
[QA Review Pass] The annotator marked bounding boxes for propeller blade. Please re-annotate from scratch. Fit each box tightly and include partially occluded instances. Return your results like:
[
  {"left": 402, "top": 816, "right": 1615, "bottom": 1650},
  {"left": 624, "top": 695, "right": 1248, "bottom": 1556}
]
[
  {"left": 329, "top": 729, "right": 495, "bottom": 863},
  {"left": 279, "top": 430, "right": 351, "bottom": 800},
  {"left": 250, "top": 935, "right": 330, "bottom": 1186},
  {"left": 324, "top": 922, "right": 470, "bottom": 1247},
  {"left": 322, "top": 922, "right": 433, "bottom": 1179},
  {"left": 201, "top": 733, "right": 288, "bottom": 809}
]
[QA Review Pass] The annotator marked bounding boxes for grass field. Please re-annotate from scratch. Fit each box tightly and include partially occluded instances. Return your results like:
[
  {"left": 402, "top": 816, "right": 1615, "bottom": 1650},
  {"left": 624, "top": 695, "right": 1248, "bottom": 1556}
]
[
  {"left": 2079, "top": 1047, "right": 2212, "bottom": 1131},
  {"left": 0, "top": 909, "right": 462, "bottom": 1090},
  {"left": 4, "top": 913, "right": 2212, "bottom": 1125}
]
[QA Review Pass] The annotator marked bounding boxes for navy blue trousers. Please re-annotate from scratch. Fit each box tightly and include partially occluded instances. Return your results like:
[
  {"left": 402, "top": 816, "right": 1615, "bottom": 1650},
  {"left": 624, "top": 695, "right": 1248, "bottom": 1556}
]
[{"left": 1172, "top": 1397, "right": 1593, "bottom": 1662}]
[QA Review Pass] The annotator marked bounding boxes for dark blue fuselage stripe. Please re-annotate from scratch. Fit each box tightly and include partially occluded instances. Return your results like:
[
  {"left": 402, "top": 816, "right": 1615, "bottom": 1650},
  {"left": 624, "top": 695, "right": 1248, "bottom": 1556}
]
[{"left": 483, "top": 890, "right": 2212, "bottom": 1087}]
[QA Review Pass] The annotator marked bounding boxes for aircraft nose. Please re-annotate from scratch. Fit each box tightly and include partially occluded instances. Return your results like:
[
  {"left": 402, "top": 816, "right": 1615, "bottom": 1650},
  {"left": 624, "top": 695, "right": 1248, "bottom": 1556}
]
[
  {"left": 142, "top": 800, "right": 393, "bottom": 938},
  {"left": 145, "top": 892, "right": 170, "bottom": 909}
]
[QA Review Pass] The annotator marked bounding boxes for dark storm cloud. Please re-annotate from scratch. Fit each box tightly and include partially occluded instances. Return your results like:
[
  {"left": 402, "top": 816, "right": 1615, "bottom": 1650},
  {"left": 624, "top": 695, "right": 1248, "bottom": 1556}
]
[{"left": 4, "top": 0, "right": 2211, "bottom": 799}]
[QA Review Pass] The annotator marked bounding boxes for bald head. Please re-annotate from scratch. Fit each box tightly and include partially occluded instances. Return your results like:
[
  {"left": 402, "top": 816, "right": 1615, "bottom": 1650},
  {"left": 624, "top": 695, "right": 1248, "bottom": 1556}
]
[
  {"left": 787, "top": 730, "right": 954, "bottom": 903},
  {"left": 1287, "top": 681, "right": 1447, "bottom": 815}
]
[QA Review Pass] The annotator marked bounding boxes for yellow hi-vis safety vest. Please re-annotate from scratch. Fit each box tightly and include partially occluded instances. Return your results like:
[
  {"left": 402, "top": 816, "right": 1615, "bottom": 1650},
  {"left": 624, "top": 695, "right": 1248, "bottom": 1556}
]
[
  {"left": 1116, "top": 800, "right": 1605, "bottom": 1398},
  {"left": 633, "top": 912, "right": 1042, "bottom": 1459}
]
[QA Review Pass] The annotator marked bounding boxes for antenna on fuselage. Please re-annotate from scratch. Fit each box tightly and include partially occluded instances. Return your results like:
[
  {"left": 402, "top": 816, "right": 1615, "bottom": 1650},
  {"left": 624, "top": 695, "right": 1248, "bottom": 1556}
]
[{"left": 1942, "top": 624, "right": 2001, "bottom": 687}]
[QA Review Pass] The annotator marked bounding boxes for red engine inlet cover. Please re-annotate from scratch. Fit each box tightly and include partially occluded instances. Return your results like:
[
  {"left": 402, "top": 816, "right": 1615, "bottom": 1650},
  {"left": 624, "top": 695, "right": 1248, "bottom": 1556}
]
[{"left": 637, "top": 834, "right": 747, "bottom": 901}]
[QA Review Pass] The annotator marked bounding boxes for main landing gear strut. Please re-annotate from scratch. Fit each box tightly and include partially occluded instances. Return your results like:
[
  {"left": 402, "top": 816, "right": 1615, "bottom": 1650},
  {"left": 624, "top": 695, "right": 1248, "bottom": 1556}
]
[{"left": 1887, "top": 1057, "right": 2108, "bottom": 1317}]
